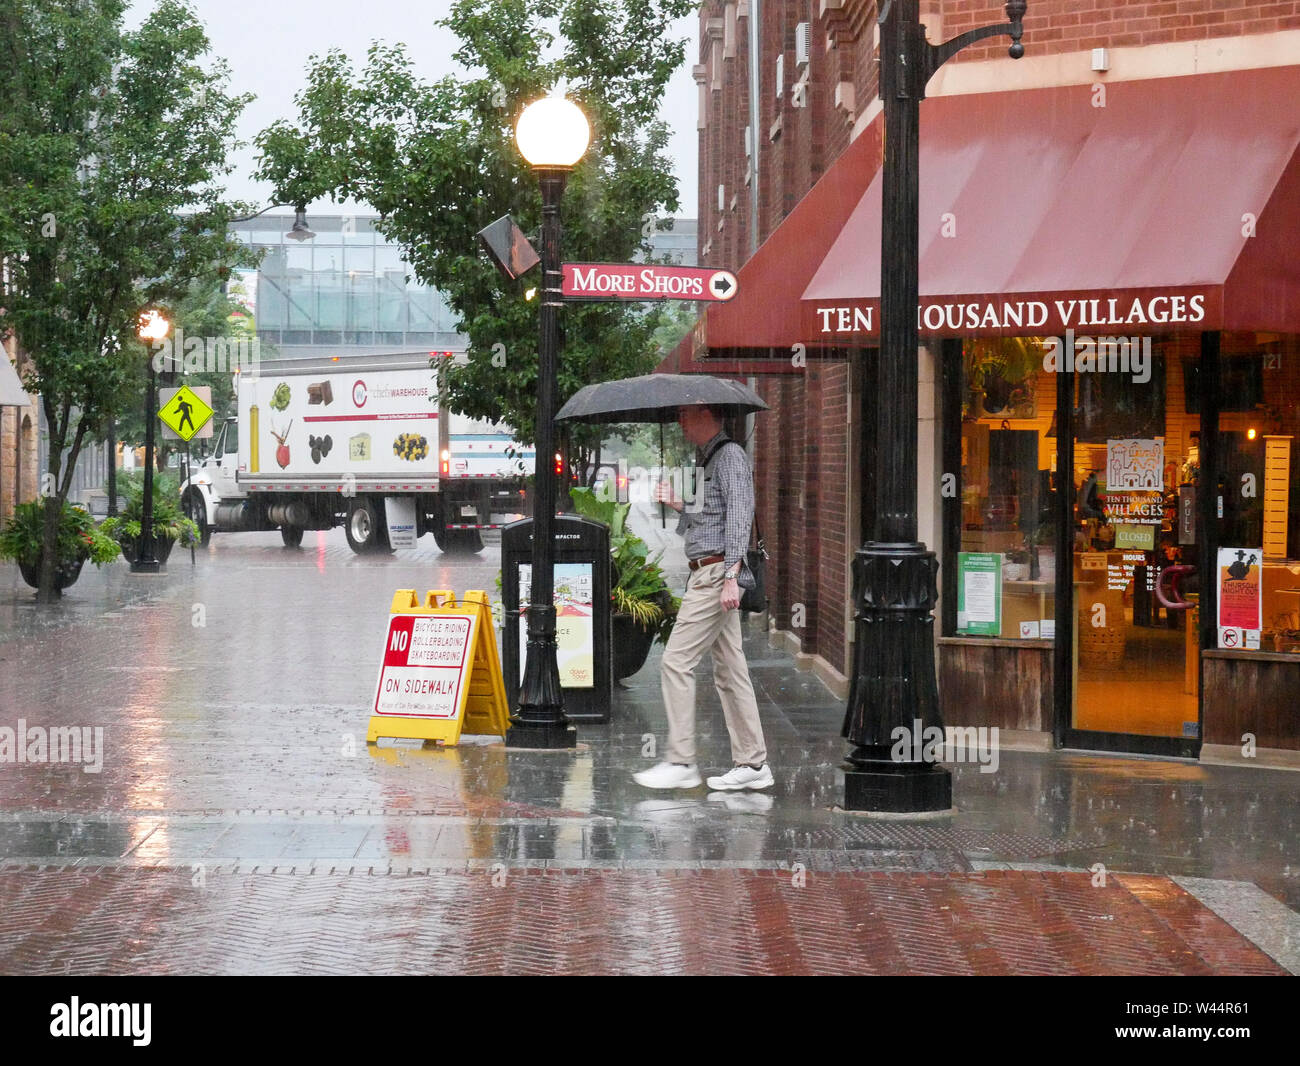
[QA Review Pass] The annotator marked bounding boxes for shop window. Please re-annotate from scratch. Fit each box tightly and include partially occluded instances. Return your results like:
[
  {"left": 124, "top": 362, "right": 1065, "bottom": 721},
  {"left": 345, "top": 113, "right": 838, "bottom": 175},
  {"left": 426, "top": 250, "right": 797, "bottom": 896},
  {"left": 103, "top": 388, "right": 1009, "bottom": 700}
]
[
  {"left": 1213, "top": 334, "right": 1300, "bottom": 656},
  {"left": 953, "top": 337, "right": 1058, "bottom": 641}
]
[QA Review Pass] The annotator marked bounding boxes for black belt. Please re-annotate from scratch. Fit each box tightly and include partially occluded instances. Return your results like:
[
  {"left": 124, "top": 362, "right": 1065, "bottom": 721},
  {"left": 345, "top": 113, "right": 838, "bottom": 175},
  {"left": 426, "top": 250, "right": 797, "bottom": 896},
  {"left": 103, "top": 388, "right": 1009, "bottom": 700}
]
[{"left": 688, "top": 554, "right": 726, "bottom": 571}]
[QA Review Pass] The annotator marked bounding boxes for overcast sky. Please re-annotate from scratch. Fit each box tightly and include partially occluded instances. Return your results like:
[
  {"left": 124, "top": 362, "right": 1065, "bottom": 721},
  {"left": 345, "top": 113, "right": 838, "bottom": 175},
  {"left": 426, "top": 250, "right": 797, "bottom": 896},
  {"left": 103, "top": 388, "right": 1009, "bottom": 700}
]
[{"left": 125, "top": 0, "right": 699, "bottom": 219}]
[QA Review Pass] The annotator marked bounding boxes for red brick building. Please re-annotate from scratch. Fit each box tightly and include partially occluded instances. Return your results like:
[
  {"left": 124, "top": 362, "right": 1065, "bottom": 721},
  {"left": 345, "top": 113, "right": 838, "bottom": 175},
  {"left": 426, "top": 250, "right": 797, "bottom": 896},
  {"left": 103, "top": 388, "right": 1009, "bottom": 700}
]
[
  {"left": 669, "top": 2, "right": 1300, "bottom": 761},
  {"left": 1, "top": 335, "right": 39, "bottom": 526}
]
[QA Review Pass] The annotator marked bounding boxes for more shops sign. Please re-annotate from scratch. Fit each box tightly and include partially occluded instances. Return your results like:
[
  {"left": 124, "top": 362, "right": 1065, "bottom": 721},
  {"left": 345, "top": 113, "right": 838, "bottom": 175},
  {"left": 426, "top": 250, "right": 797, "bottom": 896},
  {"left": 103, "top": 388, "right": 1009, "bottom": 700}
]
[
  {"left": 804, "top": 289, "right": 1215, "bottom": 339},
  {"left": 563, "top": 263, "right": 739, "bottom": 303}
]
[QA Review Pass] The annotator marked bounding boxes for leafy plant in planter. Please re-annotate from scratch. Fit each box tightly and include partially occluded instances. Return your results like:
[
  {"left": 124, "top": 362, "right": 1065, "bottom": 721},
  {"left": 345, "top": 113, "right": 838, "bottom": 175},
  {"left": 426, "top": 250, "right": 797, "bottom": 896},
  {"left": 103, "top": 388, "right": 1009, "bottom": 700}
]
[
  {"left": 0, "top": 500, "right": 120, "bottom": 592},
  {"left": 963, "top": 337, "right": 1046, "bottom": 418},
  {"left": 569, "top": 486, "right": 682, "bottom": 679},
  {"left": 100, "top": 473, "right": 201, "bottom": 563}
]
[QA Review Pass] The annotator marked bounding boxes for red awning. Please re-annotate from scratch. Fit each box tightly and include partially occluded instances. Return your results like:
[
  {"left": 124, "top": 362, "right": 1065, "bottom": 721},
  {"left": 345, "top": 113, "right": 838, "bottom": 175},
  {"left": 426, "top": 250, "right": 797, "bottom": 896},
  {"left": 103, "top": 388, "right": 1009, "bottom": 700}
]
[
  {"left": 801, "top": 66, "right": 1300, "bottom": 342},
  {"left": 661, "top": 109, "right": 887, "bottom": 372}
]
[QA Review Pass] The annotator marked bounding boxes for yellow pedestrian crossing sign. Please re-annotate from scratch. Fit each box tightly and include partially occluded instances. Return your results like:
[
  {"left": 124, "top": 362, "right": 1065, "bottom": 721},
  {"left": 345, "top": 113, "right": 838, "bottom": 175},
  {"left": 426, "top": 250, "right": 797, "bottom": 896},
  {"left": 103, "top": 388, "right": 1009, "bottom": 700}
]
[{"left": 158, "top": 385, "right": 213, "bottom": 441}]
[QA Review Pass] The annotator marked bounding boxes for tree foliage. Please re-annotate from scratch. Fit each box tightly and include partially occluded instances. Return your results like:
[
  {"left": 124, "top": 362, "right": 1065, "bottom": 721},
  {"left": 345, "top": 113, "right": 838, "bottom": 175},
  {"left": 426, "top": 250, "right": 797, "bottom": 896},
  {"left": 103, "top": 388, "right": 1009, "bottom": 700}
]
[
  {"left": 0, "top": 0, "right": 252, "bottom": 600},
  {"left": 255, "top": 0, "right": 696, "bottom": 479},
  {"left": 113, "top": 273, "right": 257, "bottom": 458}
]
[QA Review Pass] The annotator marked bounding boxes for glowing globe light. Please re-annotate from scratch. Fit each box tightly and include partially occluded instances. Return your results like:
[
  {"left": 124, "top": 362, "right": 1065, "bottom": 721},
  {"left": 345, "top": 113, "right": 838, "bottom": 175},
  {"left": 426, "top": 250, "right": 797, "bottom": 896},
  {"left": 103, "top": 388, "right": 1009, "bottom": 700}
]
[
  {"left": 515, "top": 96, "right": 590, "bottom": 169},
  {"left": 137, "top": 309, "right": 170, "bottom": 342}
]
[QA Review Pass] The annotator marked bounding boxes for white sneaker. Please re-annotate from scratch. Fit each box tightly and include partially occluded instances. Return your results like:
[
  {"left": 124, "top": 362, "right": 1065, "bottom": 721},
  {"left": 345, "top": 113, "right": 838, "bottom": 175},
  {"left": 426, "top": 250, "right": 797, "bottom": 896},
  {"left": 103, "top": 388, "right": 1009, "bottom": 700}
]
[
  {"left": 633, "top": 762, "right": 703, "bottom": 789},
  {"left": 707, "top": 791, "right": 775, "bottom": 814},
  {"left": 706, "top": 764, "right": 775, "bottom": 791}
]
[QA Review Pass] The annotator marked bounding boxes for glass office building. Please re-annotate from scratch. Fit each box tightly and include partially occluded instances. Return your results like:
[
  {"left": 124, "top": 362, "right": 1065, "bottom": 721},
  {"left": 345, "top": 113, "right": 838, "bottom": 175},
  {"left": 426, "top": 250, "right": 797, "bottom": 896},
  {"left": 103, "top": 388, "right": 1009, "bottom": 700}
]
[
  {"left": 230, "top": 214, "right": 463, "bottom": 360},
  {"left": 231, "top": 213, "right": 699, "bottom": 361}
]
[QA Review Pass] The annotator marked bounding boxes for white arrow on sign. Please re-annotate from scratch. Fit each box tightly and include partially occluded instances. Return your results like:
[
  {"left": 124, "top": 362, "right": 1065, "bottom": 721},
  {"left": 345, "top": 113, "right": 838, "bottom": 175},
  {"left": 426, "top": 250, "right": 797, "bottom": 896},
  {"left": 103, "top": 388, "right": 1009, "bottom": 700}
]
[{"left": 708, "top": 270, "right": 738, "bottom": 301}]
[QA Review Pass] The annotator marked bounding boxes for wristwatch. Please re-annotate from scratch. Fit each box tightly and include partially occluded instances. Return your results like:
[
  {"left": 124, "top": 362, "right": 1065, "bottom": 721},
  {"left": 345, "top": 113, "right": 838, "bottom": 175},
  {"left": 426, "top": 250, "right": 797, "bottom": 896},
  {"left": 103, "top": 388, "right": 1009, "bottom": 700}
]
[{"left": 723, "top": 564, "right": 741, "bottom": 581}]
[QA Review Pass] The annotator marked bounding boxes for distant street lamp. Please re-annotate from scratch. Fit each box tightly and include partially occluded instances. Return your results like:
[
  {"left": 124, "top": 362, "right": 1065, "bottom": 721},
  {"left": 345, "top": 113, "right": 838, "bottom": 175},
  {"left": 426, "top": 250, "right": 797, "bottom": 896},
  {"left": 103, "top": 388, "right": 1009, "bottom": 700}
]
[
  {"left": 133, "top": 309, "right": 170, "bottom": 574},
  {"left": 227, "top": 202, "right": 317, "bottom": 241},
  {"left": 507, "top": 94, "right": 590, "bottom": 749},
  {"left": 285, "top": 206, "right": 316, "bottom": 242},
  {"left": 842, "top": 1, "right": 1027, "bottom": 811}
]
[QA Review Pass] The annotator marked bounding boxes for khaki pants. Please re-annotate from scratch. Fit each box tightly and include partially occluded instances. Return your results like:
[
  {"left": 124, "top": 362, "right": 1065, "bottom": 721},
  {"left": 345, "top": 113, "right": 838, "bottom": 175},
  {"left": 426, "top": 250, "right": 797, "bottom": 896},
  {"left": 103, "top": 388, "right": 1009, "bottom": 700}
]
[{"left": 662, "top": 561, "right": 767, "bottom": 766}]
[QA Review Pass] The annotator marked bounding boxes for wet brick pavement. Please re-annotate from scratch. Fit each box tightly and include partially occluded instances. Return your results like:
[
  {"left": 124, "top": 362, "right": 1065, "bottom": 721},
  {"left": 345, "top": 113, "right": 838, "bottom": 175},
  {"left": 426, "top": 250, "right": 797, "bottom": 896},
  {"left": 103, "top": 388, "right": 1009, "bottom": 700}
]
[
  {"left": 1, "top": 519, "right": 1298, "bottom": 975},
  {"left": 0, "top": 868, "right": 1285, "bottom": 976}
]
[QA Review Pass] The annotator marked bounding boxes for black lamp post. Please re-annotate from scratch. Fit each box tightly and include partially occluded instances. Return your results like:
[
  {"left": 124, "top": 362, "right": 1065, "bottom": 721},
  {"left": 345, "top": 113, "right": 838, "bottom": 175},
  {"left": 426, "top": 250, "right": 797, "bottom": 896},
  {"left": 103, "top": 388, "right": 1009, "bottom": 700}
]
[
  {"left": 132, "top": 309, "right": 170, "bottom": 574},
  {"left": 842, "top": 0, "right": 1027, "bottom": 811},
  {"left": 506, "top": 95, "right": 590, "bottom": 749}
]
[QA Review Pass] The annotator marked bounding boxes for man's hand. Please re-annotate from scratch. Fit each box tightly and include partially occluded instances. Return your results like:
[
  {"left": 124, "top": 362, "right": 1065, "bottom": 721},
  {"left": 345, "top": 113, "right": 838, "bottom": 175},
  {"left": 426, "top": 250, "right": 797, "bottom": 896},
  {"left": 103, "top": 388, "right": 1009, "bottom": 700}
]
[
  {"left": 654, "top": 480, "right": 684, "bottom": 512},
  {"left": 720, "top": 577, "right": 741, "bottom": 611}
]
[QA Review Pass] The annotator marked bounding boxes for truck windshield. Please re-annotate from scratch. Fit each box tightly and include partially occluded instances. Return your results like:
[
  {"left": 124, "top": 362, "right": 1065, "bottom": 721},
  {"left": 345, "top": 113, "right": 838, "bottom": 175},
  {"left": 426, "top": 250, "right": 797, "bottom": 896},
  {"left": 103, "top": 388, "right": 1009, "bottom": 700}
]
[{"left": 216, "top": 420, "right": 238, "bottom": 458}]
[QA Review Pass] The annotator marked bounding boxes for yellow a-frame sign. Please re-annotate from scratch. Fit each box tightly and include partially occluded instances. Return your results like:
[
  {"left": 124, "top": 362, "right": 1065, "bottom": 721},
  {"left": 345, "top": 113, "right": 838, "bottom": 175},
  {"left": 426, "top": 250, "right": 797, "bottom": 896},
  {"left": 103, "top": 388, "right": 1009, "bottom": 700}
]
[{"left": 367, "top": 589, "right": 510, "bottom": 746}]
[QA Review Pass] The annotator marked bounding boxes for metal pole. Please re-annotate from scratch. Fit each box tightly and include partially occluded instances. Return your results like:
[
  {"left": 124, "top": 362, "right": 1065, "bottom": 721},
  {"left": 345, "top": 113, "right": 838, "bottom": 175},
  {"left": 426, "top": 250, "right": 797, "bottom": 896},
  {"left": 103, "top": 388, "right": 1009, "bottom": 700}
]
[
  {"left": 106, "top": 417, "right": 117, "bottom": 517},
  {"left": 132, "top": 359, "right": 161, "bottom": 573},
  {"left": 841, "top": 0, "right": 1025, "bottom": 811},
  {"left": 659, "top": 421, "right": 667, "bottom": 528},
  {"left": 187, "top": 440, "right": 195, "bottom": 564},
  {"left": 507, "top": 167, "right": 576, "bottom": 749}
]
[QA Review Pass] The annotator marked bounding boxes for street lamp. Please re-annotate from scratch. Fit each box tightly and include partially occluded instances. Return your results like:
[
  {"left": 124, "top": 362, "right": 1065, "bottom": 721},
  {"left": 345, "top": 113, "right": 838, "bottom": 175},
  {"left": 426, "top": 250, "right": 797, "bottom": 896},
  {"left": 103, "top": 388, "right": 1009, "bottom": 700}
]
[
  {"left": 841, "top": 1, "right": 1027, "bottom": 811},
  {"left": 227, "top": 202, "right": 317, "bottom": 241},
  {"left": 285, "top": 206, "right": 316, "bottom": 242},
  {"left": 133, "top": 309, "right": 170, "bottom": 574},
  {"left": 507, "top": 93, "right": 590, "bottom": 749}
]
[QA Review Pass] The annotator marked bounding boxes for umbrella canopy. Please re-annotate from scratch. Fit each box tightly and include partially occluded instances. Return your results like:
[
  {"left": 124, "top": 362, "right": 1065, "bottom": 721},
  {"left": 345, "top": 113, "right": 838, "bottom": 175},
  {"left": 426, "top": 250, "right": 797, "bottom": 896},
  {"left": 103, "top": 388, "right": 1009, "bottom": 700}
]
[{"left": 554, "top": 373, "right": 768, "bottom": 425}]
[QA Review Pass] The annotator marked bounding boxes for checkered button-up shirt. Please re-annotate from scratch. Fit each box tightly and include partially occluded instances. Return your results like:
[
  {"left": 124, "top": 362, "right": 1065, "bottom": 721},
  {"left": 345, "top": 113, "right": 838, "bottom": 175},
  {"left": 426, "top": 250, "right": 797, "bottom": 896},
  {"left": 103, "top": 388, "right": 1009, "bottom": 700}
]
[{"left": 677, "top": 431, "right": 756, "bottom": 589}]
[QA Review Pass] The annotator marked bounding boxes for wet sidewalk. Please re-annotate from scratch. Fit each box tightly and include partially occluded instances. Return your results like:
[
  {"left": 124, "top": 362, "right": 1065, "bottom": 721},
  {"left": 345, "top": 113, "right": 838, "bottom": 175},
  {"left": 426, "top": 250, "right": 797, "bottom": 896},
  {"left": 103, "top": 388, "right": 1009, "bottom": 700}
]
[{"left": 1, "top": 531, "right": 1298, "bottom": 975}]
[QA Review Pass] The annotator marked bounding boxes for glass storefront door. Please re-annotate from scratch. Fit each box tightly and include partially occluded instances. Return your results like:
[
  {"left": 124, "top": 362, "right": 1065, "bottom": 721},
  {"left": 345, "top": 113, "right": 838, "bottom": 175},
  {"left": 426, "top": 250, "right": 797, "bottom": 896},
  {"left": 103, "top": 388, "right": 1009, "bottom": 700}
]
[{"left": 1069, "top": 342, "right": 1198, "bottom": 742}]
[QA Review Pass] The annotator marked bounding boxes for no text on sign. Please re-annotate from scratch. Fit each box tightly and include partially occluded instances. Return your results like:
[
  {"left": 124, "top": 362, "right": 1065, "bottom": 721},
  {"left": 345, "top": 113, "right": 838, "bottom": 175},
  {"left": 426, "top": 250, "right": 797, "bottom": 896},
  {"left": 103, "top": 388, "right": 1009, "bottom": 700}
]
[{"left": 562, "top": 263, "right": 738, "bottom": 302}]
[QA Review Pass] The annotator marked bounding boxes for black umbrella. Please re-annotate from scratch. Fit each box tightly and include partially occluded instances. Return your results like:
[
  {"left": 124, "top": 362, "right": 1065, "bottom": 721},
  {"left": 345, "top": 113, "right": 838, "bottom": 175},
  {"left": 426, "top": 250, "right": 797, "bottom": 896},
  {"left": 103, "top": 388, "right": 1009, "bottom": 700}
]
[
  {"left": 556, "top": 373, "right": 768, "bottom": 527},
  {"left": 554, "top": 373, "right": 768, "bottom": 425}
]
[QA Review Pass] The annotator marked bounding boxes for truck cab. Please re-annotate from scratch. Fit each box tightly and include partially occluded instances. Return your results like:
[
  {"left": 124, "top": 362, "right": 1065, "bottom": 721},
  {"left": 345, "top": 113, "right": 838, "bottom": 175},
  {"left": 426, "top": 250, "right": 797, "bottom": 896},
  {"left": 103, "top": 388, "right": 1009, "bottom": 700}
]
[{"left": 181, "top": 417, "right": 239, "bottom": 545}]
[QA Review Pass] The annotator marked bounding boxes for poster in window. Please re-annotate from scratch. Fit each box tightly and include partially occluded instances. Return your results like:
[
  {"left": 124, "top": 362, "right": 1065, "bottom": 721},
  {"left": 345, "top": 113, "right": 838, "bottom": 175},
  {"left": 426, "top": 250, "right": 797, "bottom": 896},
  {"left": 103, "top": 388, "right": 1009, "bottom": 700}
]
[
  {"left": 1217, "top": 546, "right": 1262, "bottom": 650},
  {"left": 957, "top": 553, "right": 1001, "bottom": 636},
  {"left": 1106, "top": 438, "right": 1164, "bottom": 491}
]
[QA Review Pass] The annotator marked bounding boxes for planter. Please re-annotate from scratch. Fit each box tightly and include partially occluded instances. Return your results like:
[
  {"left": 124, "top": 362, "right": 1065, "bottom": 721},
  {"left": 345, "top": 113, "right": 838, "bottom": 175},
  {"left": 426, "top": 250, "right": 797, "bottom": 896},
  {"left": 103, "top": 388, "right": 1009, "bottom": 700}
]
[
  {"left": 612, "top": 612, "right": 658, "bottom": 681},
  {"left": 1035, "top": 547, "right": 1056, "bottom": 583},
  {"left": 17, "top": 555, "right": 86, "bottom": 593},
  {"left": 118, "top": 535, "right": 175, "bottom": 566},
  {"left": 1003, "top": 558, "right": 1031, "bottom": 582}
]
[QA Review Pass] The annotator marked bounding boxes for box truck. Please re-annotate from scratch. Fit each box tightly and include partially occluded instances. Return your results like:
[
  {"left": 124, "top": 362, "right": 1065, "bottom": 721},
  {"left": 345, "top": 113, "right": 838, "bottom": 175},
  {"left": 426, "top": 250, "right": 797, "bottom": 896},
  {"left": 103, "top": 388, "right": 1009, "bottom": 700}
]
[{"left": 180, "top": 356, "right": 534, "bottom": 553}]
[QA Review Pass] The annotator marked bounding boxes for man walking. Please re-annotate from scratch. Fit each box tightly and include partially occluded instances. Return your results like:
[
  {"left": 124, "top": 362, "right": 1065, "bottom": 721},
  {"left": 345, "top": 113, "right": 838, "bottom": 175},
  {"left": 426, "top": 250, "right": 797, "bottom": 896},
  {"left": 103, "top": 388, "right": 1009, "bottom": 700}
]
[
  {"left": 633, "top": 404, "right": 772, "bottom": 791},
  {"left": 175, "top": 395, "right": 195, "bottom": 436}
]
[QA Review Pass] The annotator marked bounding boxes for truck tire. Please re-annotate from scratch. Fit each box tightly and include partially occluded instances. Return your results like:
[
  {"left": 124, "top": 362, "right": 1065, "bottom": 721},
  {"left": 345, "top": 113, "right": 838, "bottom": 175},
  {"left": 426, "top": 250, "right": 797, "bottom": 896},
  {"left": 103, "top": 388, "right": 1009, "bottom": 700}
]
[
  {"left": 184, "top": 489, "right": 211, "bottom": 547},
  {"left": 280, "top": 526, "right": 304, "bottom": 548},
  {"left": 345, "top": 497, "right": 389, "bottom": 554}
]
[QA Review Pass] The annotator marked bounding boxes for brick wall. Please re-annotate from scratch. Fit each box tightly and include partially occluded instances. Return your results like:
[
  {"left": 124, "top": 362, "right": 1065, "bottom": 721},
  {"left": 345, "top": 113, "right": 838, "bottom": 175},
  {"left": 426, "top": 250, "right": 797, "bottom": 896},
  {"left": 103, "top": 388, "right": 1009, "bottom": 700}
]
[
  {"left": 944, "top": 0, "right": 1300, "bottom": 61},
  {"left": 0, "top": 337, "right": 39, "bottom": 526}
]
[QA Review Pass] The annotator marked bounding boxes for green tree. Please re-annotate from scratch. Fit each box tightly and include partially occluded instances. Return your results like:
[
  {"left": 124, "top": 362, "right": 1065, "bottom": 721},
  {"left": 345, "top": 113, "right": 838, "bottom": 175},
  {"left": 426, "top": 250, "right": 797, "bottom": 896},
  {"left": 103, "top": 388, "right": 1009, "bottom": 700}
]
[
  {"left": 255, "top": 0, "right": 695, "bottom": 484},
  {"left": 113, "top": 272, "right": 260, "bottom": 464},
  {"left": 650, "top": 300, "right": 697, "bottom": 360},
  {"left": 0, "top": 0, "right": 251, "bottom": 601}
]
